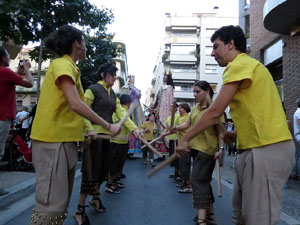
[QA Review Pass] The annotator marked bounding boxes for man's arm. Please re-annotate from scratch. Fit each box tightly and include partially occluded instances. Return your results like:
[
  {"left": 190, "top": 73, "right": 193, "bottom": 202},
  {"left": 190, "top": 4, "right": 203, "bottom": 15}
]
[{"left": 18, "top": 61, "right": 33, "bottom": 88}]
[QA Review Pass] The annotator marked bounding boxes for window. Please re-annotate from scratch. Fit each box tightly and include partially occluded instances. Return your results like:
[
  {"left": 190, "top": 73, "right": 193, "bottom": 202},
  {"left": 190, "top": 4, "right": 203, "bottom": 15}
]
[
  {"left": 175, "top": 84, "right": 193, "bottom": 91},
  {"left": 205, "top": 64, "right": 218, "bottom": 74}
]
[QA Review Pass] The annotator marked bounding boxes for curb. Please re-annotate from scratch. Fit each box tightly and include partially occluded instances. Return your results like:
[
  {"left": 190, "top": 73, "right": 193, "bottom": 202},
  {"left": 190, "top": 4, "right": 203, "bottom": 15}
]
[
  {"left": 0, "top": 177, "right": 35, "bottom": 209},
  {"left": 0, "top": 168, "right": 82, "bottom": 209}
]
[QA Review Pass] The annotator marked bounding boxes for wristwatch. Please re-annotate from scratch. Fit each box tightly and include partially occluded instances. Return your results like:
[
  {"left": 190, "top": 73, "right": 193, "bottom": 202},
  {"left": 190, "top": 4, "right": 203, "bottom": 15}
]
[{"left": 219, "top": 146, "right": 224, "bottom": 151}]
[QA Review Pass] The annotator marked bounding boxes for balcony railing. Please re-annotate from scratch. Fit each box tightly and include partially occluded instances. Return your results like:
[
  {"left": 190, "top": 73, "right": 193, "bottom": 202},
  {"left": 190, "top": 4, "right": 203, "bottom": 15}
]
[
  {"left": 172, "top": 72, "right": 198, "bottom": 80},
  {"left": 174, "top": 90, "right": 194, "bottom": 99},
  {"left": 169, "top": 54, "right": 197, "bottom": 62}
]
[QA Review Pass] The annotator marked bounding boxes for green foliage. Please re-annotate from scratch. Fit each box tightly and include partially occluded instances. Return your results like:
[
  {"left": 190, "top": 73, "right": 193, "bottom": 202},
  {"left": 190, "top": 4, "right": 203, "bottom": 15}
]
[
  {"left": 79, "top": 35, "right": 118, "bottom": 90},
  {"left": 0, "top": 0, "right": 119, "bottom": 92},
  {"left": 0, "top": 0, "right": 113, "bottom": 45}
]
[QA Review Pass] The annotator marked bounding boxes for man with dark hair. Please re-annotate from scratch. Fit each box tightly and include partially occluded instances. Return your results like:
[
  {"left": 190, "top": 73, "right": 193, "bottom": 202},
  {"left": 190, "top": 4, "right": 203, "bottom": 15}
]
[
  {"left": 74, "top": 63, "right": 137, "bottom": 224},
  {"left": 0, "top": 47, "right": 33, "bottom": 195},
  {"left": 176, "top": 25, "right": 294, "bottom": 225}
]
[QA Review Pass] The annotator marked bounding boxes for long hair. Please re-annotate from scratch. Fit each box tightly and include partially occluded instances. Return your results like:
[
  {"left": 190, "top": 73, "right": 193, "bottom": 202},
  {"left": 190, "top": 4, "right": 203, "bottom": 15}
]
[
  {"left": 166, "top": 74, "right": 174, "bottom": 88},
  {"left": 194, "top": 80, "right": 214, "bottom": 99},
  {"left": 45, "top": 25, "right": 85, "bottom": 56}
]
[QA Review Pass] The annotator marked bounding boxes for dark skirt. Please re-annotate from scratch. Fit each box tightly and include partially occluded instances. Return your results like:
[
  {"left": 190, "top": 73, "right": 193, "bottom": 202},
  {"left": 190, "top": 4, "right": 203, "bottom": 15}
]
[
  {"left": 80, "top": 137, "right": 110, "bottom": 195},
  {"left": 191, "top": 150, "right": 216, "bottom": 209}
]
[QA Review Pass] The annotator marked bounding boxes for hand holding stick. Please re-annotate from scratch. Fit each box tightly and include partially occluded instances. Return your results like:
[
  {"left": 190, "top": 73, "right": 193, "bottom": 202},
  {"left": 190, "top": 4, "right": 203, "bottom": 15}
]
[
  {"left": 215, "top": 158, "right": 222, "bottom": 197},
  {"left": 140, "top": 131, "right": 172, "bottom": 149}
]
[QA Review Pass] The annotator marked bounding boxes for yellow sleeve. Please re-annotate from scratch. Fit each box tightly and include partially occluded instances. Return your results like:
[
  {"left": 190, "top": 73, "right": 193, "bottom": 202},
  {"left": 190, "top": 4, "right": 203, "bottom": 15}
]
[
  {"left": 223, "top": 59, "right": 253, "bottom": 89},
  {"left": 83, "top": 89, "right": 95, "bottom": 134},
  {"left": 115, "top": 98, "right": 137, "bottom": 132}
]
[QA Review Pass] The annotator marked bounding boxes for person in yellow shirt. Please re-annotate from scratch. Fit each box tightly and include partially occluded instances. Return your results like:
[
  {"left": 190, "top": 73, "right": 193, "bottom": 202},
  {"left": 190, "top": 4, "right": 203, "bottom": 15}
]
[
  {"left": 29, "top": 25, "right": 120, "bottom": 225},
  {"left": 107, "top": 94, "right": 133, "bottom": 192},
  {"left": 177, "top": 25, "right": 295, "bottom": 225},
  {"left": 165, "top": 105, "right": 180, "bottom": 179},
  {"left": 174, "top": 81, "right": 224, "bottom": 224},
  {"left": 141, "top": 113, "right": 157, "bottom": 167},
  {"left": 175, "top": 103, "right": 192, "bottom": 193},
  {"left": 74, "top": 63, "right": 137, "bottom": 225}
]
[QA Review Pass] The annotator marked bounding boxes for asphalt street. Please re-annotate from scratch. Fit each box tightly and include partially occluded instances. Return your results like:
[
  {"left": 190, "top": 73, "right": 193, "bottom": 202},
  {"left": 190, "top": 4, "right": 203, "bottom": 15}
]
[{"left": 1, "top": 154, "right": 293, "bottom": 225}]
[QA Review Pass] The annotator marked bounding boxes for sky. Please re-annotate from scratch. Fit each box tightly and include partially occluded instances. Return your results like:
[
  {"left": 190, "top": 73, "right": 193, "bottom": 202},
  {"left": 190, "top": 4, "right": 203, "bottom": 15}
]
[{"left": 89, "top": 0, "right": 239, "bottom": 103}]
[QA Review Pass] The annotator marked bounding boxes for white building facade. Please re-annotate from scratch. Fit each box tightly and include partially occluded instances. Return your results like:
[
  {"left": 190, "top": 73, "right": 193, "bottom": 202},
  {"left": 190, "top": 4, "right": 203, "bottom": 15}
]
[{"left": 150, "top": 11, "right": 238, "bottom": 107}]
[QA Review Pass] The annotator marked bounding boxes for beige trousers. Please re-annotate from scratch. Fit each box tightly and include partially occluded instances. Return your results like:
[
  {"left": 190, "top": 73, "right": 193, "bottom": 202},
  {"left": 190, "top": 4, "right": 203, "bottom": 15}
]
[
  {"left": 232, "top": 140, "right": 295, "bottom": 225},
  {"left": 32, "top": 140, "right": 78, "bottom": 215}
]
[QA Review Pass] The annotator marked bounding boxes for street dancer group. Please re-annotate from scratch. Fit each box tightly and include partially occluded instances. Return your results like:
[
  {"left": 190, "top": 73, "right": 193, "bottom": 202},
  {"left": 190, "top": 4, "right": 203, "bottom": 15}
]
[{"left": 26, "top": 24, "right": 295, "bottom": 225}]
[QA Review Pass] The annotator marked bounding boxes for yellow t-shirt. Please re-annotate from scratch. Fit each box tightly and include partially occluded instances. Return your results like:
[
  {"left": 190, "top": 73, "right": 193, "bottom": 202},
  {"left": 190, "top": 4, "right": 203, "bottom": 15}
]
[
  {"left": 166, "top": 113, "right": 180, "bottom": 140},
  {"left": 141, "top": 121, "right": 156, "bottom": 141},
  {"left": 83, "top": 80, "right": 136, "bottom": 135},
  {"left": 223, "top": 53, "right": 292, "bottom": 149},
  {"left": 111, "top": 105, "right": 131, "bottom": 144},
  {"left": 31, "top": 55, "right": 84, "bottom": 142},
  {"left": 177, "top": 113, "right": 189, "bottom": 139},
  {"left": 189, "top": 104, "right": 219, "bottom": 156}
]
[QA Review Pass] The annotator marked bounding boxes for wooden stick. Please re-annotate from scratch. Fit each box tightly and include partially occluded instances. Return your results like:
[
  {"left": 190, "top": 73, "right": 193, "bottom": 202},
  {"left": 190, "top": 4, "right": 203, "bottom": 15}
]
[
  {"left": 117, "top": 102, "right": 139, "bottom": 128},
  {"left": 143, "top": 104, "right": 155, "bottom": 113},
  {"left": 159, "top": 121, "right": 166, "bottom": 129},
  {"left": 147, "top": 154, "right": 177, "bottom": 178},
  {"left": 140, "top": 131, "right": 172, "bottom": 149},
  {"left": 215, "top": 158, "right": 222, "bottom": 197},
  {"left": 89, "top": 134, "right": 129, "bottom": 141},
  {"left": 141, "top": 136, "right": 160, "bottom": 149},
  {"left": 139, "top": 137, "right": 163, "bottom": 158}
]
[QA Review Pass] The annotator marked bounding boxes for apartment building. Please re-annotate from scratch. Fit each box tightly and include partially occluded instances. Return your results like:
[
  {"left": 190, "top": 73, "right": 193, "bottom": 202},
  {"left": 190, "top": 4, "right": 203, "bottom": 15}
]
[
  {"left": 241, "top": 0, "right": 300, "bottom": 120},
  {"left": 150, "top": 12, "right": 238, "bottom": 107},
  {"left": 112, "top": 40, "right": 129, "bottom": 94}
]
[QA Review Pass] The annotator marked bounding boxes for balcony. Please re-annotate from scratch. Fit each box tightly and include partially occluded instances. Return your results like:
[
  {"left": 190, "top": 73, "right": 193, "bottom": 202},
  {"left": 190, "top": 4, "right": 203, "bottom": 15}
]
[
  {"left": 165, "top": 16, "right": 200, "bottom": 31},
  {"left": 174, "top": 90, "right": 194, "bottom": 99},
  {"left": 169, "top": 54, "right": 197, "bottom": 64},
  {"left": 263, "top": 0, "right": 300, "bottom": 35},
  {"left": 172, "top": 71, "right": 198, "bottom": 81}
]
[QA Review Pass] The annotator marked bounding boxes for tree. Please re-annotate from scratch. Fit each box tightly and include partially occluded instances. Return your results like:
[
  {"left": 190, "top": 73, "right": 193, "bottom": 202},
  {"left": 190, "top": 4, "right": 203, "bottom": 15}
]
[
  {"left": 0, "top": 0, "right": 115, "bottom": 95},
  {"left": 79, "top": 34, "right": 120, "bottom": 90}
]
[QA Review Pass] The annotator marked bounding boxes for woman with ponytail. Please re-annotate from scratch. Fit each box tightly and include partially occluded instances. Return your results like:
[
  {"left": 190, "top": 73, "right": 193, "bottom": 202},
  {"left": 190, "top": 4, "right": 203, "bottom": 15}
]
[
  {"left": 29, "top": 25, "right": 120, "bottom": 225},
  {"left": 172, "top": 81, "right": 224, "bottom": 225}
]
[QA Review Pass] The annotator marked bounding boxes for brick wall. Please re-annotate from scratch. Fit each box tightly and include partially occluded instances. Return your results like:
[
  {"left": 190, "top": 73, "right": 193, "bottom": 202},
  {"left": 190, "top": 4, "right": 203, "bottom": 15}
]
[
  {"left": 282, "top": 35, "right": 300, "bottom": 120},
  {"left": 249, "top": 0, "right": 300, "bottom": 121}
]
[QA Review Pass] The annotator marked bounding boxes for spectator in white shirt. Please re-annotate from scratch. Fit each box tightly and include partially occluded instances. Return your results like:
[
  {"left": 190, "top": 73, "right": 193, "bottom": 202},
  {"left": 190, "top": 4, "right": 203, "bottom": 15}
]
[
  {"left": 292, "top": 98, "right": 300, "bottom": 179},
  {"left": 16, "top": 106, "right": 30, "bottom": 141}
]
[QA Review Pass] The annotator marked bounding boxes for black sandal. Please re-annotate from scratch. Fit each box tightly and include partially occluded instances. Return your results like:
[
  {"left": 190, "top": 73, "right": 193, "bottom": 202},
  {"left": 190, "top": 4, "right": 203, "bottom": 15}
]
[
  {"left": 89, "top": 197, "right": 107, "bottom": 212},
  {"left": 193, "top": 215, "right": 216, "bottom": 225},
  {"left": 73, "top": 204, "right": 90, "bottom": 225},
  {"left": 206, "top": 213, "right": 217, "bottom": 225}
]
